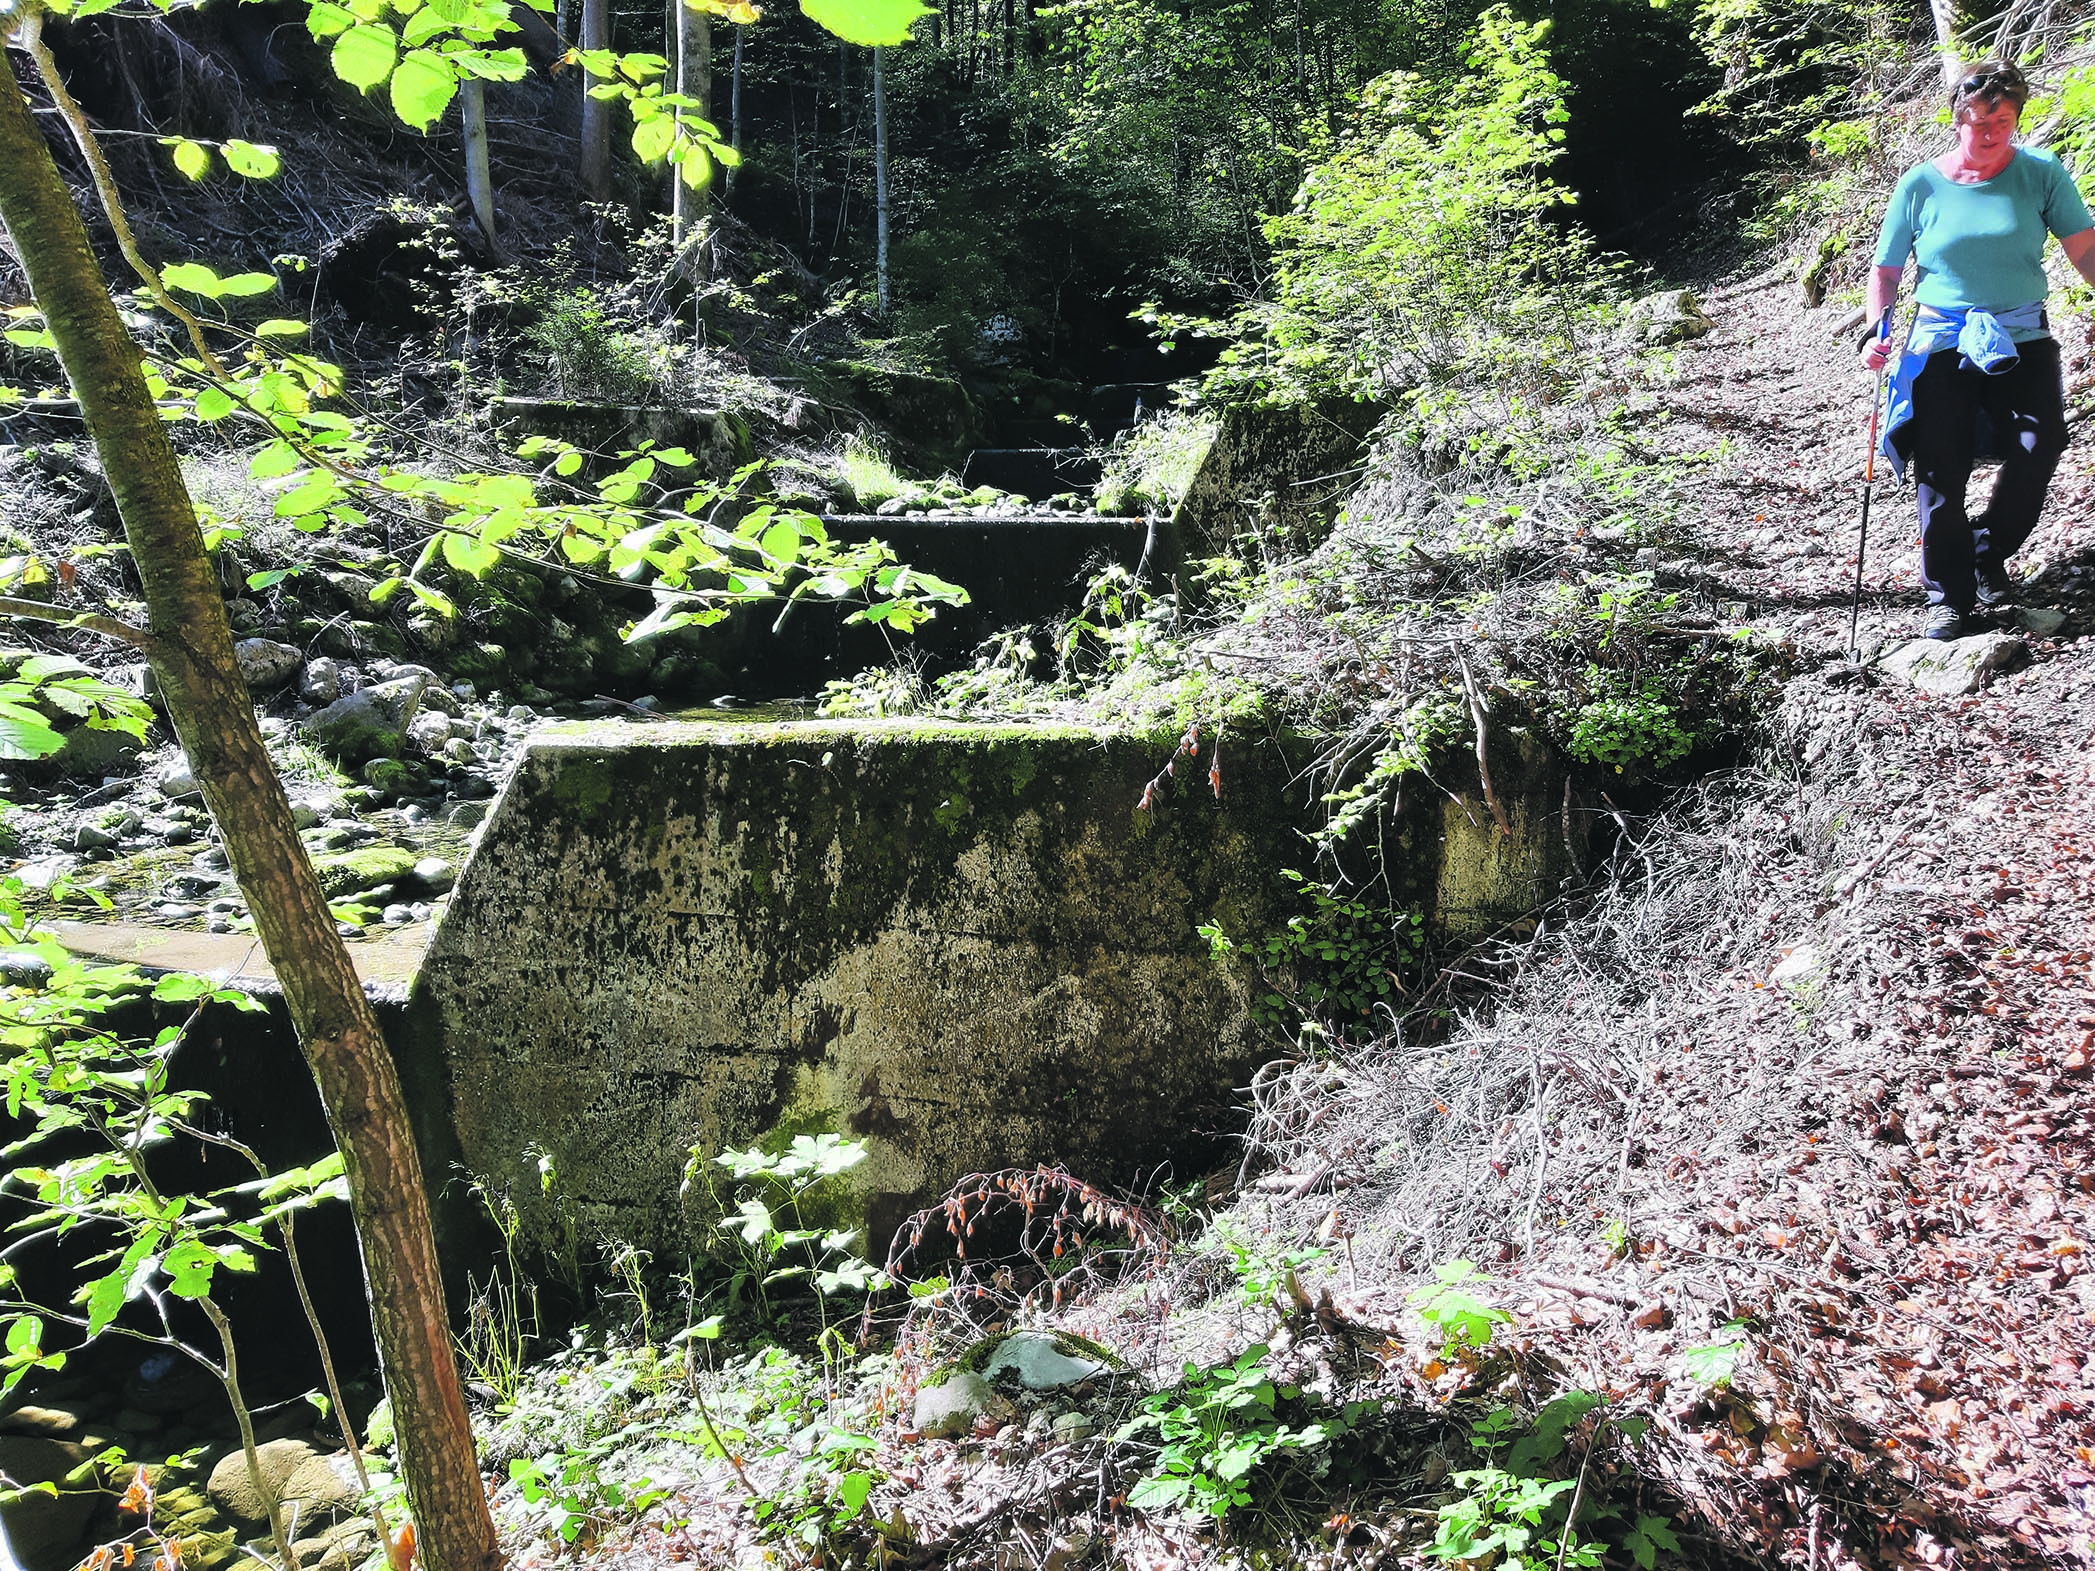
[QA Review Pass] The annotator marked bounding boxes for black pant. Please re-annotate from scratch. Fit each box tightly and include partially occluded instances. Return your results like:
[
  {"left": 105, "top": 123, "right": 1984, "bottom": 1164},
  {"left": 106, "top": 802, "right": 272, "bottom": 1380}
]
[{"left": 1909, "top": 337, "right": 2069, "bottom": 608}]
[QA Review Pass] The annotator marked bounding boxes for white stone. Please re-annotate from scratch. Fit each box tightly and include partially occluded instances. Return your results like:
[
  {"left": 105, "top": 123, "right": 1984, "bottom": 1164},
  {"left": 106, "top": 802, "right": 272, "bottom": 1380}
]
[
  {"left": 407, "top": 711, "right": 452, "bottom": 752},
  {"left": 1769, "top": 943, "right": 1821, "bottom": 985},
  {"left": 1880, "top": 632, "right": 2029, "bottom": 696},
  {"left": 301, "top": 658, "right": 344, "bottom": 707},
  {"left": 913, "top": 1373, "right": 1000, "bottom": 1439},
  {"left": 13, "top": 856, "right": 77, "bottom": 891},
  {"left": 983, "top": 1333, "right": 1110, "bottom": 1391}
]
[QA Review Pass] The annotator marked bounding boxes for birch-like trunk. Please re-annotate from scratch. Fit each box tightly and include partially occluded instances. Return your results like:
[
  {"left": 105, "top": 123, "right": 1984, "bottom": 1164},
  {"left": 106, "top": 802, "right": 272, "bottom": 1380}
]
[
  {"left": 672, "top": 0, "right": 711, "bottom": 243},
  {"left": 874, "top": 44, "right": 889, "bottom": 316},
  {"left": 1933, "top": 0, "right": 1967, "bottom": 89},
  {"left": 461, "top": 80, "right": 498, "bottom": 250}
]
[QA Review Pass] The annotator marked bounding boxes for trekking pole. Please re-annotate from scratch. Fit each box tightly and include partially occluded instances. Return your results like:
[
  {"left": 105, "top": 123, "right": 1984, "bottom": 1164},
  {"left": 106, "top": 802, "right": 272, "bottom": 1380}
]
[{"left": 1848, "top": 315, "right": 1892, "bottom": 661}]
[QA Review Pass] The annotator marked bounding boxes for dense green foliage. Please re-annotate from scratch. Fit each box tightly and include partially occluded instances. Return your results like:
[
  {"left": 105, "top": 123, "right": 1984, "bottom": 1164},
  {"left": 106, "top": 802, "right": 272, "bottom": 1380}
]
[{"left": 1183, "top": 7, "right": 1607, "bottom": 404}]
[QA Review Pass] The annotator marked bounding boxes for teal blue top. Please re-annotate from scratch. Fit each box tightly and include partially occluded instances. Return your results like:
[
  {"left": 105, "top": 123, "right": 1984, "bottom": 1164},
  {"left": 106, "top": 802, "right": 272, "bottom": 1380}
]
[{"left": 1874, "top": 147, "right": 2094, "bottom": 342}]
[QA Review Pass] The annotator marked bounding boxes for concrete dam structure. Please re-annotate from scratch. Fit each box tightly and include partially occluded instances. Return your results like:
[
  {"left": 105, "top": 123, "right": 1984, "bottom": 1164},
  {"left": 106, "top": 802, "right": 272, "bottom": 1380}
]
[{"left": 403, "top": 716, "right": 1585, "bottom": 1257}]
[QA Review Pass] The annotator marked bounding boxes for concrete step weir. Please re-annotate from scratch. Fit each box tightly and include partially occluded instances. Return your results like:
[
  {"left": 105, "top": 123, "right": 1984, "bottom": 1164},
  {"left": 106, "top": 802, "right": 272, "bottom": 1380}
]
[{"left": 401, "top": 715, "right": 1582, "bottom": 1259}]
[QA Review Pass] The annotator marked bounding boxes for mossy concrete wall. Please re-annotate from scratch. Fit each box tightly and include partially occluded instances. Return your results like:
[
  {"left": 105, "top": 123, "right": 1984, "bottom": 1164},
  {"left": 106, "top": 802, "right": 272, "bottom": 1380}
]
[
  {"left": 1171, "top": 399, "right": 1383, "bottom": 564},
  {"left": 411, "top": 718, "right": 1581, "bottom": 1258}
]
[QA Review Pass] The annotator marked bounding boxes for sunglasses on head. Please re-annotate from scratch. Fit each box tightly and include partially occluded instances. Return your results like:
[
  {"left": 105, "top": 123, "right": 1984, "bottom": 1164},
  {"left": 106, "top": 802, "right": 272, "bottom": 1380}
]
[{"left": 1957, "top": 68, "right": 2026, "bottom": 99}]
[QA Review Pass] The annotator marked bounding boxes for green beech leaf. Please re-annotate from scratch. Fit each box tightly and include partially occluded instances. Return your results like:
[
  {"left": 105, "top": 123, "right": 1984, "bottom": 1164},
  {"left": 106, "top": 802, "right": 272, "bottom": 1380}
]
[
  {"left": 194, "top": 387, "right": 236, "bottom": 422},
  {"left": 390, "top": 50, "right": 458, "bottom": 128},
  {"left": 441, "top": 532, "right": 501, "bottom": 575},
  {"left": 160, "top": 262, "right": 225, "bottom": 298},
  {"left": 406, "top": 581, "right": 458, "bottom": 618},
  {"left": 253, "top": 319, "right": 310, "bottom": 339},
  {"left": 307, "top": 1, "right": 357, "bottom": 35},
  {"left": 631, "top": 115, "right": 675, "bottom": 162},
  {"left": 333, "top": 23, "right": 400, "bottom": 90},
  {"left": 275, "top": 474, "right": 344, "bottom": 516},
  {"left": 249, "top": 441, "right": 302, "bottom": 480},
  {"left": 215, "top": 272, "right": 280, "bottom": 298},
  {"left": 799, "top": 0, "right": 930, "bottom": 45},
  {"left": 222, "top": 140, "right": 282, "bottom": 179},
  {"left": 0, "top": 716, "right": 66, "bottom": 761},
  {"left": 164, "top": 138, "right": 213, "bottom": 181},
  {"left": 401, "top": 5, "right": 455, "bottom": 45}
]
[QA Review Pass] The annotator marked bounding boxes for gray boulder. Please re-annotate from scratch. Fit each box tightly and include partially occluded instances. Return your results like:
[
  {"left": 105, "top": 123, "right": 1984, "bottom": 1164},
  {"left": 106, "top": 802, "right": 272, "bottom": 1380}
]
[
  {"left": 207, "top": 1437, "right": 362, "bottom": 1526},
  {"left": 2010, "top": 604, "right": 2069, "bottom": 638},
  {"left": 913, "top": 1372, "right": 1008, "bottom": 1439},
  {"left": 0, "top": 951, "right": 51, "bottom": 989},
  {"left": 300, "top": 657, "right": 344, "bottom": 707},
  {"left": 982, "top": 1332, "right": 1111, "bottom": 1391},
  {"left": 1623, "top": 288, "right": 1713, "bottom": 346},
  {"left": 0, "top": 1435, "right": 96, "bottom": 1566},
  {"left": 1880, "top": 632, "right": 2029, "bottom": 696},
  {"left": 234, "top": 639, "right": 304, "bottom": 691},
  {"left": 1050, "top": 1412, "right": 1100, "bottom": 1443},
  {"left": 405, "top": 710, "right": 452, "bottom": 753},
  {"left": 304, "top": 675, "right": 428, "bottom": 764},
  {"left": 0, "top": 1408, "right": 80, "bottom": 1440}
]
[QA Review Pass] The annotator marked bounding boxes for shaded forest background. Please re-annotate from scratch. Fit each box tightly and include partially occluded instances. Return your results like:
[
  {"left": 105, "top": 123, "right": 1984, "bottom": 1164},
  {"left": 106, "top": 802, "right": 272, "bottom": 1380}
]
[{"left": 3, "top": 0, "right": 1911, "bottom": 443}]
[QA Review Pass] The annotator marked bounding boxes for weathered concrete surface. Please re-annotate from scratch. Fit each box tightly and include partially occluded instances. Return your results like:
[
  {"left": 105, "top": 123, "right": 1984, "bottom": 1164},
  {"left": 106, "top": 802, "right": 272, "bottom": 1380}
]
[
  {"left": 415, "top": 720, "right": 1324, "bottom": 1256},
  {"left": 1171, "top": 399, "right": 1383, "bottom": 566},
  {"left": 411, "top": 717, "right": 1583, "bottom": 1260}
]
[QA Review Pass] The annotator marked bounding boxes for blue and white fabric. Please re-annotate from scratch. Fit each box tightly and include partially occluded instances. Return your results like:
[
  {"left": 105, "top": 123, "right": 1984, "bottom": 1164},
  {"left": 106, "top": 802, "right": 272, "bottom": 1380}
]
[{"left": 1881, "top": 300, "right": 2049, "bottom": 479}]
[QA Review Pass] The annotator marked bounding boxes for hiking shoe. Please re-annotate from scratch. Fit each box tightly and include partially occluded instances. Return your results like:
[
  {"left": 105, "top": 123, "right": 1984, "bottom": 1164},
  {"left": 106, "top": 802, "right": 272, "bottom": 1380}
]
[
  {"left": 1924, "top": 604, "right": 1970, "bottom": 641},
  {"left": 1975, "top": 562, "right": 2014, "bottom": 608}
]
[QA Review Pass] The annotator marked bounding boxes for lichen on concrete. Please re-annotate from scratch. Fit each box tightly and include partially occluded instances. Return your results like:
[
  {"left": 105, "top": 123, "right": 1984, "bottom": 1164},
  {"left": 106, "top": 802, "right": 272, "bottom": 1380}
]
[{"left": 409, "top": 717, "right": 1580, "bottom": 1261}]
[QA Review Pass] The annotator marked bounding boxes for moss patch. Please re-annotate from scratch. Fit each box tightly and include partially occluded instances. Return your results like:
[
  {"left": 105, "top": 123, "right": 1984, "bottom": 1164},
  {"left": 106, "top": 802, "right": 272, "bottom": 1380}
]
[{"left": 312, "top": 847, "right": 417, "bottom": 898}]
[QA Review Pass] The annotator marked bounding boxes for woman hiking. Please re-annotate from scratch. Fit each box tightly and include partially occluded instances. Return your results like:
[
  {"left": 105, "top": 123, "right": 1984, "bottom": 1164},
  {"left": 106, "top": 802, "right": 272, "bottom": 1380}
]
[{"left": 1864, "top": 61, "right": 2095, "bottom": 640}]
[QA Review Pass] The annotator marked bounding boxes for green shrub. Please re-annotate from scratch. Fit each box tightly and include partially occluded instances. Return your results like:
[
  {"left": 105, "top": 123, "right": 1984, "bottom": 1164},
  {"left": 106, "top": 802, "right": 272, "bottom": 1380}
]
[
  {"left": 523, "top": 290, "right": 666, "bottom": 405},
  {"left": 1095, "top": 411, "right": 1216, "bottom": 516}
]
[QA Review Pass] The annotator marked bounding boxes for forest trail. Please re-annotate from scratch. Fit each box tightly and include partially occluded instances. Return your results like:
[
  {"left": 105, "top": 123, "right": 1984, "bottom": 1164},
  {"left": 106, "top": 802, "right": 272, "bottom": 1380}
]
[{"left": 1483, "top": 259, "right": 2095, "bottom": 1559}]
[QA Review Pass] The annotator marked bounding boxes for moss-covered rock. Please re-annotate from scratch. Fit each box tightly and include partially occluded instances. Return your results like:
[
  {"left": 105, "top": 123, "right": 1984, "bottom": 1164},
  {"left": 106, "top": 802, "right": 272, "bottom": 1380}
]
[{"left": 312, "top": 846, "right": 417, "bottom": 898}]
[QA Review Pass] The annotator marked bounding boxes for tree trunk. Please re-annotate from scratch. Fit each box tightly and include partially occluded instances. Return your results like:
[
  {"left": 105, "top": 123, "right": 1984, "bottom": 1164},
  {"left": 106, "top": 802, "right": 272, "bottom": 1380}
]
[
  {"left": 805, "top": 83, "right": 819, "bottom": 246},
  {"left": 873, "top": 43, "right": 888, "bottom": 315},
  {"left": 578, "top": 0, "right": 612, "bottom": 198},
  {"left": 727, "top": 22, "right": 742, "bottom": 198},
  {"left": 1932, "top": 0, "right": 1966, "bottom": 88},
  {"left": 0, "top": 53, "right": 500, "bottom": 1571},
  {"left": 461, "top": 80, "right": 498, "bottom": 251},
  {"left": 671, "top": 0, "right": 710, "bottom": 243}
]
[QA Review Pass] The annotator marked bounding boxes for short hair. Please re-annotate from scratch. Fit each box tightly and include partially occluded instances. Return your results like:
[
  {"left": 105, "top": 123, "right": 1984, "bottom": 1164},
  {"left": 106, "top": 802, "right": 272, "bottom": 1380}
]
[{"left": 1951, "top": 60, "right": 2030, "bottom": 122}]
